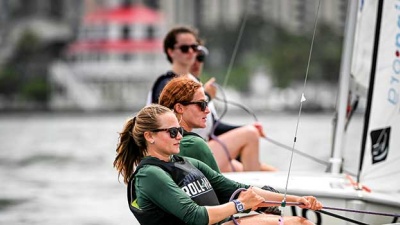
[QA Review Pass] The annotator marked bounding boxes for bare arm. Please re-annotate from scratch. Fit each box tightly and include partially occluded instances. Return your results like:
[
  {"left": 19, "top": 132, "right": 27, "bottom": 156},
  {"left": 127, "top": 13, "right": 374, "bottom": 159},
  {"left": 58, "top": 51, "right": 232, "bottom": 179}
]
[
  {"left": 204, "top": 77, "right": 217, "bottom": 99},
  {"left": 252, "top": 186, "right": 323, "bottom": 210},
  {"left": 205, "top": 202, "right": 236, "bottom": 225},
  {"left": 205, "top": 187, "right": 264, "bottom": 224}
]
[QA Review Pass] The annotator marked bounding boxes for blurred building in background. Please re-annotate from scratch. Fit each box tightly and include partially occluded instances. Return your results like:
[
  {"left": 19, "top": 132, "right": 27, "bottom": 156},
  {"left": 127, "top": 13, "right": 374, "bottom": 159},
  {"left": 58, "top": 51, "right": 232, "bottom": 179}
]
[
  {"left": 157, "top": 0, "right": 347, "bottom": 34},
  {"left": 0, "top": 0, "right": 81, "bottom": 110},
  {"left": 0, "top": 0, "right": 347, "bottom": 111},
  {"left": 0, "top": 0, "right": 79, "bottom": 66},
  {"left": 50, "top": 2, "right": 167, "bottom": 111}
]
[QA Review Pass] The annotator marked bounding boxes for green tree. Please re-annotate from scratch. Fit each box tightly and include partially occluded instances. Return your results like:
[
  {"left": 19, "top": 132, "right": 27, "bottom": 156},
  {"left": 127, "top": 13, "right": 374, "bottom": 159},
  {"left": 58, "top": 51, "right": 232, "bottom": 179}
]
[
  {"left": 20, "top": 76, "right": 49, "bottom": 102},
  {"left": 200, "top": 16, "right": 343, "bottom": 91},
  {"left": 0, "top": 29, "right": 50, "bottom": 104},
  {"left": 0, "top": 67, "right": 20, "bottom": 97}
]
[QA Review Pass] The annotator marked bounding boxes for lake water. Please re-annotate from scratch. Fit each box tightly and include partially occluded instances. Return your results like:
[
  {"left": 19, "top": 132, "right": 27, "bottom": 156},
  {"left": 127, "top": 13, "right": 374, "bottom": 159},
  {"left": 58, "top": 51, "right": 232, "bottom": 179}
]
[{"left": 0, "top": 111, "right": 364, "bottom": 225}]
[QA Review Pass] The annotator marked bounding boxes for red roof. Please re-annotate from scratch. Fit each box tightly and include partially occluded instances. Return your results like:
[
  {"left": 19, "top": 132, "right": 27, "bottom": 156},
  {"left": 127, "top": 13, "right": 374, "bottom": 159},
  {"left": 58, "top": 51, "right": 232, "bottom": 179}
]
[{"left": 84, "top": 4, "right": 163, "bottom": 24}]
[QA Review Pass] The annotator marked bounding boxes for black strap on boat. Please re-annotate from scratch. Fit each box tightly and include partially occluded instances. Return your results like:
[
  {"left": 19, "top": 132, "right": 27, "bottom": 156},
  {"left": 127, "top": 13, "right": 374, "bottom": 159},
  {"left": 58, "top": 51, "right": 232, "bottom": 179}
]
[
  {"left": 322, "top": 205, "right": 400, "bottom": 218},
  {"left": 318, "top": 210, "right": 368, "bottom": 225},
  {"left": 266, "top": 200, "right": 400, "bottom": 224},
  {"left": 319, "top": 206, "right": 400, "bottom": 224}
]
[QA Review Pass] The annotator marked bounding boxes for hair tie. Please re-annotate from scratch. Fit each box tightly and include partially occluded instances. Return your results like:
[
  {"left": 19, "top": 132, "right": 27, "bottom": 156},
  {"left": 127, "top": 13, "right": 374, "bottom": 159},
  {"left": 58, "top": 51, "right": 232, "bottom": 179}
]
[
  {"left": 132, "top": 116, "right": 136, "bottom": 125},
  {"left": 130, "top": 117, "right": 136, "bottom": 139}
]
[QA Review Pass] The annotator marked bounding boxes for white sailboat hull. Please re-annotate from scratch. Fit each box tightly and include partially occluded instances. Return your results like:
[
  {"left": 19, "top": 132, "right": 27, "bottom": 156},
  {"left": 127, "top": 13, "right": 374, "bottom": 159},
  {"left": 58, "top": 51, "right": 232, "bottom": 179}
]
[{"left": 224, "top": 171, "right": 400, "bottom": 225}]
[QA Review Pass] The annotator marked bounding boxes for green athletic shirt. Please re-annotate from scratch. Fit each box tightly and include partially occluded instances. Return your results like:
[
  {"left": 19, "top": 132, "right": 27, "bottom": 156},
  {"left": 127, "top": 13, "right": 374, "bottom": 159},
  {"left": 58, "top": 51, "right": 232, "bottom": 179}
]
[
  {"left": 134, "top": 156, "right": 249, "bottom": 225},
  {"left": 178, "top": 134, "right": 221, "bottom": 173}
]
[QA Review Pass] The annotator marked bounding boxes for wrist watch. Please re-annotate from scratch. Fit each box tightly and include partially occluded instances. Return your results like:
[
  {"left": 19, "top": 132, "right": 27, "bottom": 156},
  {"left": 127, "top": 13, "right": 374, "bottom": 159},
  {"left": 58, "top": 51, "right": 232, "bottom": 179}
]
[{"left": 232, "top": 199, "right": 245, "bottom": 213}]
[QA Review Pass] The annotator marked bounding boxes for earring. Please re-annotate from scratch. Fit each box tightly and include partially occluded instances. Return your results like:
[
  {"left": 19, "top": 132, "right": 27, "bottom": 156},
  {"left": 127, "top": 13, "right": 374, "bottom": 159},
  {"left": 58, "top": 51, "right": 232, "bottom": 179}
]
[{"left": 151, "top": 140, "right": 155, "bottom": 144}]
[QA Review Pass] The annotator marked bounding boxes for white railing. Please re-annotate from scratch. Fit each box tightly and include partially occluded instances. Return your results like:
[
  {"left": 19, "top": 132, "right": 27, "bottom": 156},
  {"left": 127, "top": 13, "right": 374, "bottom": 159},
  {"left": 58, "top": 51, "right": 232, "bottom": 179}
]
[{"left": 50, "top": 62, "right": 103, "bottom": 111}]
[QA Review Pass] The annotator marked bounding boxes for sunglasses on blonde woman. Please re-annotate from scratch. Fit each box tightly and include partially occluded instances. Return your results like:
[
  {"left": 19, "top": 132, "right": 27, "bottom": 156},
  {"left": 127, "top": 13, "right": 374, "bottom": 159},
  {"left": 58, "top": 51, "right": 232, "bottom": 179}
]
[
  {"left": 180, "top": 101, "right": 208, "bottom": 111},
  {"left": 175, "top": 44, "right": 199, "bottom": 53},
  {"left": 151, "top": 127, "right": 184, "bottom": 138}
]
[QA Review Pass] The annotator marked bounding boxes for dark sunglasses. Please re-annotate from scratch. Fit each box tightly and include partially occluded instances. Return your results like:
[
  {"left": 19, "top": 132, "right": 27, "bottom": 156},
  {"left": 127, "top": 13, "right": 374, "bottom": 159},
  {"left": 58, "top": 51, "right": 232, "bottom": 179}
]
[
  {"left": 175, "top": 44, "right": 199, "bottom": 53},
  {"left": 180, "top": 101, "right": 208, "bottom": 111},
  {"left": 196, "top": 54, "right": 206, "bottom": 62},
  {"left": 152, "top": 127, "right": 184, "bottom": 138}
]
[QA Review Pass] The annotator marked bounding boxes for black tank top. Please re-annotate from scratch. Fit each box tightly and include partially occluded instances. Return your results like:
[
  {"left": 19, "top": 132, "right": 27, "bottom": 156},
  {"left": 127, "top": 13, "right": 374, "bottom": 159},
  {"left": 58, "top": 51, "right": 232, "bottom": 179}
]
[{"left": 128, "top": 155, "right": 220, "bottom": 225}]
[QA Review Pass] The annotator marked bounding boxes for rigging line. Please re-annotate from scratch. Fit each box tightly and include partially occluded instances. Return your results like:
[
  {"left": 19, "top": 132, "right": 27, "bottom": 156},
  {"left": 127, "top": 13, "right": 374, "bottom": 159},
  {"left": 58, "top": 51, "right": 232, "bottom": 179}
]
[
  {"left": 213, "top": 96, "right": 357, "bottom": 176},
  {"left": 282, "top": 0, "right": 321, "bottom": 204},
  {"left": 318, "top": 210, "right": 368, "bottom": 225},
  {"left": 264, "top": 201, "right": 400, "bottom": 218},
  {"left": 222, "top": 4, "right": 249, "bottom": 89},
  {"left": 322, "top": 206, "right": 400, "bottom": 218},
  {"left": 263, "top": 136, "right": 329, "bottom": 166},
  {"left": 208, "top": 4, "right": 250, "bottom": 172},
  {"left": 264, "top": 135, "right": 355, "bottom": 176},
  {"left": 210, "top": 83, "right": 236, "bottom": 172},
  {"left": 214, "top": 97, "right": 258, "bottom": 121},
  {"left": 217, "top": 2, "right": 249, "bottom": 122},
  {"left": 213, "top": 96, "right": 353, "bottom": 172}
]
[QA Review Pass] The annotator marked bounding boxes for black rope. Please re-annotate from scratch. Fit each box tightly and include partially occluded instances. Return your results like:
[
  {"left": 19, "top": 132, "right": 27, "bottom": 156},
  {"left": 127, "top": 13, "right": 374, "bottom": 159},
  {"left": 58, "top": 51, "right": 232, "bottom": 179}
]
[
  {"left": 318, "top": 210, "right": 368, "bottom": 225},
  {"left": 214, "top": 96, "right": 258, "bottom": 121},
  {"left": 263, "top": 136, "right": 331, "bottom": 167},
  {"left": 265, "top": 201, "right": 400, "bottom": 218},
  {"left": 323, "top": 206, "right": 400, "bottom": 218},
  {"left": 213, "top": 96, "right": 358, "bottom": 176},
  {"left": 209, "top": 1, "right": 250, "bottom": 172},
  {"left": 210, "top": 83, "right": 236, "bottom": 172}
]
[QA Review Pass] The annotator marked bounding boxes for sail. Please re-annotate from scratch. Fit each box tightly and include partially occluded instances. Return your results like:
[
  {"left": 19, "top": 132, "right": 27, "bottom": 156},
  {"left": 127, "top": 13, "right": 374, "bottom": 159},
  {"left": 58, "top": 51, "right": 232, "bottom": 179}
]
[
  {"left": 357, "top": 0, "right": 400, "bottom": 192},
  {"left": 351, "top": 0, "right": 378, "bottom": 96}
]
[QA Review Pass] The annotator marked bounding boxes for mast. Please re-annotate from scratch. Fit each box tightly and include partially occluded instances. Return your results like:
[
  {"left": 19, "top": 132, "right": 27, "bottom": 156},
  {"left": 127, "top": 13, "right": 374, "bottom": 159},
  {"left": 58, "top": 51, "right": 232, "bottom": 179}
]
[{"left": 330, "top": 0, "right": 358, "bottom": 174}]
